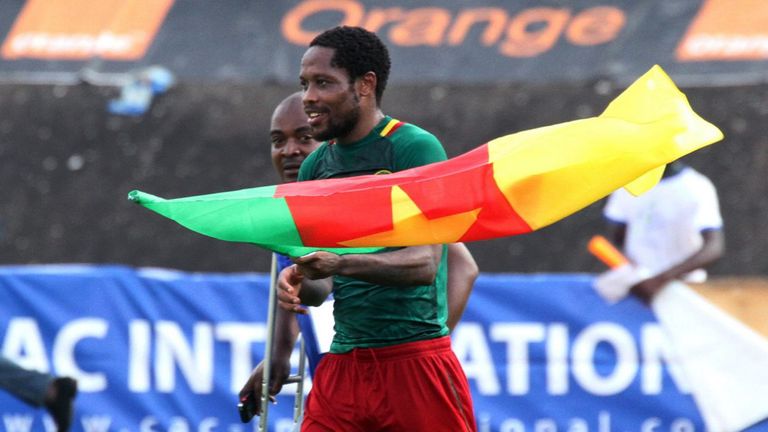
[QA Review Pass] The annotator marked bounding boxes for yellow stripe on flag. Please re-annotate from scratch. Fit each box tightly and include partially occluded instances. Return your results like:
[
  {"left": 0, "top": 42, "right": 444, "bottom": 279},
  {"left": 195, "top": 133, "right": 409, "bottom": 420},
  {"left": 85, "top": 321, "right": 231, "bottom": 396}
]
[{"left": 488, "top": 65, "right": 722, "bottom": 230}]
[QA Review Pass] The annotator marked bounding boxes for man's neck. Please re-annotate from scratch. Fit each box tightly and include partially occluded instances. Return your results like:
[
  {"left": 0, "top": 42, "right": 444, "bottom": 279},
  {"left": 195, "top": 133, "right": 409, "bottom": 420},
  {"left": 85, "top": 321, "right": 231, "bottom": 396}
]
[{"left": 336, "top": 109, "right": 385, "bottom": 145}]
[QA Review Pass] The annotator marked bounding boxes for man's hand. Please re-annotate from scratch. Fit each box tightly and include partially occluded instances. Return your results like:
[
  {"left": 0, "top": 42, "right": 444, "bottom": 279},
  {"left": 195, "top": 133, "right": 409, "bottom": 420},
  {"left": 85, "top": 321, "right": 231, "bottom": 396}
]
[
  {"left": 277, "top": 264, "right": 308, "bottom": 314},
  {"left": 237, "top": 357, "right": 291, "bottom": 420},
  {"left": 292, "top": 251, "right": 342, "bottom": 279}
]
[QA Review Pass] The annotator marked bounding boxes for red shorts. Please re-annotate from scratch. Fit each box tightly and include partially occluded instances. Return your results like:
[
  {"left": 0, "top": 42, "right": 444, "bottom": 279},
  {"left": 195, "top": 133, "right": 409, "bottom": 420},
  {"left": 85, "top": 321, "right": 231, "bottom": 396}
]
[{"left": 301, "top": 336, "right": 476, "bottom": 432}]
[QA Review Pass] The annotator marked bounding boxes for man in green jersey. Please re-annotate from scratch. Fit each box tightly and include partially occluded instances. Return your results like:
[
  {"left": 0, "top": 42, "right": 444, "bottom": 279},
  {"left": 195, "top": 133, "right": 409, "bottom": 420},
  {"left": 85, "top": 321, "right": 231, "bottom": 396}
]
[
  {"left": 277, "top": 26, "right": 478, "bottom": 431},
  {"left": 238, "top": 92, "right": 477, "bottom": 422}
]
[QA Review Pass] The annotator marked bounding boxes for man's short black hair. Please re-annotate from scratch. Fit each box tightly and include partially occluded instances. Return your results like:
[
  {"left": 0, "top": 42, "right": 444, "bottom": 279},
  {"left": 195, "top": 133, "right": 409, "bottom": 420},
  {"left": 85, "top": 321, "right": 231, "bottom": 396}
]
[{"left": 310, "top": 26, "right": 391, "bottom": 105}]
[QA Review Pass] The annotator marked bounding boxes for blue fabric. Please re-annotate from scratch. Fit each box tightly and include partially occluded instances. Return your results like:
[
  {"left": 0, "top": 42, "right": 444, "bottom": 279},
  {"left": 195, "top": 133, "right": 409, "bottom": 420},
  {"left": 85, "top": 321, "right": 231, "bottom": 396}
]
[{"left": 277, "top": 254, "right": 326, "bottom": 378}]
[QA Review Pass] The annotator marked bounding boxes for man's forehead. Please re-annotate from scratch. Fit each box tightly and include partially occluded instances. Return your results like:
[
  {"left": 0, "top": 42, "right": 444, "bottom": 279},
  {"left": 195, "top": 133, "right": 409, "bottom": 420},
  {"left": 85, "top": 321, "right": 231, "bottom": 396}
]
[
  {"left": 302, "top": 46, "right": 333, "bottom": 63},
  {"left": 300, "top": 46, "right": 342, "bottom": 74},
  {"left": 271, "top": 103, "right": 310, "bottom": 132},
  {"left": 270, "top": 123, "right": 311, "bottom": 135}
]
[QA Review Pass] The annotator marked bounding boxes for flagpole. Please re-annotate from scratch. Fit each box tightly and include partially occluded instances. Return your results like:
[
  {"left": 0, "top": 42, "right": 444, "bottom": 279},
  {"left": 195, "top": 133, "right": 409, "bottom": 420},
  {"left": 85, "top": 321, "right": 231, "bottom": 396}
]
[{"left": 259, "top": 253, "right": 279, "bottom": 432}]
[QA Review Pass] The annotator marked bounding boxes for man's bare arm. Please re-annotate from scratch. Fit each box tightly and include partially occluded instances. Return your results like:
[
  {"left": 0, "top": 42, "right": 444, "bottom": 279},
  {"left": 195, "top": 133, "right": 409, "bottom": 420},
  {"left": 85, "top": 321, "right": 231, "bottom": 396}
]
[
  {"left": 277, "top": 264, "right": 334, "bottom": 309},
  {"left": 446, "top": 243, "right": 478, "bottom": 331},
  {"left": 238, "top": 308, "right": 298, "bottom": 414},
  {"left": 292, "top": 245, "right": 442, "bottom": 287},
  {"left": 632, "top": 229, "right": 725, "bottom": 303}
]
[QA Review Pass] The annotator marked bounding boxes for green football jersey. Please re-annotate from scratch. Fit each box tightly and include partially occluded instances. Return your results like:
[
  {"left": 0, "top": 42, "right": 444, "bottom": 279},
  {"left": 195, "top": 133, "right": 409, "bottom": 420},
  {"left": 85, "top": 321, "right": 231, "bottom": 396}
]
[{"left": 298, "top": 116, "right": 450, "bottom": 353}]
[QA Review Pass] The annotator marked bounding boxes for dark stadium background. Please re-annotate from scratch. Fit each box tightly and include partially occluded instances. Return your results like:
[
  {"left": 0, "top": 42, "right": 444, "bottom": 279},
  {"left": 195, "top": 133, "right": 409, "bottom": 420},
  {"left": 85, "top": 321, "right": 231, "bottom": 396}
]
[{"left": 1, "top": 0, "right": 765, "bottom": 275}]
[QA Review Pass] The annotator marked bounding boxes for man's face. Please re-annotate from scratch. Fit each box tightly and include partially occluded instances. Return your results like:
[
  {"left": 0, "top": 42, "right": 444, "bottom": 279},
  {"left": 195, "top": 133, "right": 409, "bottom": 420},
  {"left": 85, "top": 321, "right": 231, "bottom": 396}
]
[
  {"left": 270, "top": 97, "right": 320, "bottom": 183},
  {"left": 299, "top": 46, "right": 361, "bottom": 142}
]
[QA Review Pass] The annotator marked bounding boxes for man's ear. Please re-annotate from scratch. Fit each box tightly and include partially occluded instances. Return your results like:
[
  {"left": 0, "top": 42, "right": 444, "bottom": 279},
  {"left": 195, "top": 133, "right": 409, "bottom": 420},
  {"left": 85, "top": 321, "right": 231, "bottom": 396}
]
[{"left": 355, "top": 71, "right": 377, "bottom": 99}]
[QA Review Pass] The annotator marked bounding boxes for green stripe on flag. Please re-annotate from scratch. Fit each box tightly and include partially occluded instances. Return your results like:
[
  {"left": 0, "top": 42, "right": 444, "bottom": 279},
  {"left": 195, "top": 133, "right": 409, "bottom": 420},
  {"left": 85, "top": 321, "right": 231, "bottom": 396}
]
[
  {"left": 128, "top": 188, "right": 382, "bottom": 257},
  {"left": 129, "top": 186, "right": 304, "bottom": 246}
]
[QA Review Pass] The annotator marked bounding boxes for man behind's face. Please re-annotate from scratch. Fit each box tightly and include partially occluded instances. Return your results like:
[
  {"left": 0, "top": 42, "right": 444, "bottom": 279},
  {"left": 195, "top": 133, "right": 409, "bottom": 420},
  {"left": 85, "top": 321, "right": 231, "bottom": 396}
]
[{"left": 270, "top": 93, "right": 321, "bottom": 183}]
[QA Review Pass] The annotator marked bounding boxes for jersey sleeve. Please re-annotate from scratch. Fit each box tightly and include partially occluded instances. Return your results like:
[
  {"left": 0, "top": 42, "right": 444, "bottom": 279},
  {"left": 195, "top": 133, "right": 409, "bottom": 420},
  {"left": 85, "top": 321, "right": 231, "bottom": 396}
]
[
  {"left": 392, "top": 127, "right": 447, "bottom": 170},
  {"left": 603, "top": 189, "right": 630, "bottom": 223},
  {"left": 692, "top": 177, "right": 723, "bottom": 231}
]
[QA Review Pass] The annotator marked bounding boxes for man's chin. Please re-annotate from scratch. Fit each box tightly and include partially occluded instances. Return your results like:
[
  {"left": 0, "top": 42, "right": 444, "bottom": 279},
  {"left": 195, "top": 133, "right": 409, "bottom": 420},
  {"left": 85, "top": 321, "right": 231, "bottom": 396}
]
[
  {"left": 311, "top": 127, "right": 334, "bottom": 142},
  {"left": 282, "top": 169, "right": 299, "bottom": 183}
]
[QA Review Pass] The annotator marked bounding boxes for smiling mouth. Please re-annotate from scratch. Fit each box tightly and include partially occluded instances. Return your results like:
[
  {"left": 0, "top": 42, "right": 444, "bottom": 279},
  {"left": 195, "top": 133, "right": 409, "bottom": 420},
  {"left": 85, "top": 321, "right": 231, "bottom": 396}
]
[
  {"left": 281, "top": 166, "right": 300, "bottom": 181},
  {"left": 306, "top": 110, "right": 326, "bottom": 127},
  {"left": 282, "top": 158, "right": 303, "bottom": 172}
]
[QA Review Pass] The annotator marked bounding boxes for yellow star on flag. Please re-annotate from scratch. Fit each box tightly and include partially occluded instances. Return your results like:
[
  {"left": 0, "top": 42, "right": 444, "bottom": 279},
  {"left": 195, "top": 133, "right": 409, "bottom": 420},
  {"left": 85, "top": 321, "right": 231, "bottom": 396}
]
[{"left": 339, "top": 186, "right": 480, "bottom": 247}]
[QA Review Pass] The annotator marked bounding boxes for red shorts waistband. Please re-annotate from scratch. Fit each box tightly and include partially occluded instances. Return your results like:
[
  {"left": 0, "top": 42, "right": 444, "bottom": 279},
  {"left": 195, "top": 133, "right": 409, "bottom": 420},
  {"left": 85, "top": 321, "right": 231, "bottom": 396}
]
[{"left": 330, "top": 336, "right": 452, "bottom": 363}]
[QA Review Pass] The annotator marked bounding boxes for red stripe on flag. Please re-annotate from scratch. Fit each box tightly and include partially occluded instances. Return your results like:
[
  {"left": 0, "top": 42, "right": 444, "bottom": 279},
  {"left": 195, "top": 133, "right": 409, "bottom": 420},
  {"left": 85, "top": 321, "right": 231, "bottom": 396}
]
[
  {"left": 273, "top": 143, "right": 531, "bottom": 246},
  {"left": 282, "top": 186, "right": 394, "bottom": 247}
]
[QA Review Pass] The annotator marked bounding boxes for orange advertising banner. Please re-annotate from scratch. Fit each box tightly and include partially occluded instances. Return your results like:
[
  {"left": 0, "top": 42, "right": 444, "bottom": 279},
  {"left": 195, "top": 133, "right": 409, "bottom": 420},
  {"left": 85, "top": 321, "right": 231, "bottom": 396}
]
[
  {"left": 676, "top": 0, "right": 768, "bottom": 61},
  {"left": 0, "top": 0, "right": 767, "bottom": 85},
  {"left": 1, "top": 0, "right": 174, "bottom": 61}
]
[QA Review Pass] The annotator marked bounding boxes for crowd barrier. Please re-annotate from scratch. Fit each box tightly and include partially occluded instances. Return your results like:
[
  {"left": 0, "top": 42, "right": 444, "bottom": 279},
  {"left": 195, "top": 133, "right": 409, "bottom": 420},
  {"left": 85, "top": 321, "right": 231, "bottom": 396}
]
[{"left": 1, "top": 265, "right": 766, "bottom": 432}]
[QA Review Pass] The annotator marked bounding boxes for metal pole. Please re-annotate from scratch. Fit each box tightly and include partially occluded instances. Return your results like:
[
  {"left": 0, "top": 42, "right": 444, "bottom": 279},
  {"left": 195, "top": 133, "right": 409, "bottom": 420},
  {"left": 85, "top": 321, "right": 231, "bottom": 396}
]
[
  {"left": 293, "top": 335, "right": 307, "bottom": 424},
  {"left": 259, "top": 253, "right": 279, "bottom": 432}
]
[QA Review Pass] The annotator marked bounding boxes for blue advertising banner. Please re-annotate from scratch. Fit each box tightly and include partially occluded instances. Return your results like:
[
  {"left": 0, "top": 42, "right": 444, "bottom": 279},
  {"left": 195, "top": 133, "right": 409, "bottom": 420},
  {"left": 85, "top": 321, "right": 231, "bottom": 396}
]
[
  {"left": 464, "top": 274, "right": 700, "bottom": 431},
  {"left": 1, "top": 265, "right": 767, "bottom": 431}
]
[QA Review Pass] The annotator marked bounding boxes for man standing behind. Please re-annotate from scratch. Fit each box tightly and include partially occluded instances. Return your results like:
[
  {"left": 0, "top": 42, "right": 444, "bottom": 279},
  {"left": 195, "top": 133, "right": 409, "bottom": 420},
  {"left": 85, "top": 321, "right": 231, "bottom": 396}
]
[
  {"left": 238, "top": 92, "right": 323, "bottom": 413},
  {"left": 269, "top": 92, "right": 322, "bottom": 184},
  {"left": 277, "top": 26, "right": 477, "bottom": 431},
  {"left": 603, "top": 160, "right": 725, "bottom": 303},
  {"left": 240, "top": 89, "right": 478, "bottom": 420}
]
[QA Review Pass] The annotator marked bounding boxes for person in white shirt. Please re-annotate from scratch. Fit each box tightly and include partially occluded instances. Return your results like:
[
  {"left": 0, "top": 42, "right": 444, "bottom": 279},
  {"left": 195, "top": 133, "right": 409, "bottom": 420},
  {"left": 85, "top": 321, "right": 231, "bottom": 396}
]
[{"left": 603, "top": 160, "right": 725, "bottom": 303}]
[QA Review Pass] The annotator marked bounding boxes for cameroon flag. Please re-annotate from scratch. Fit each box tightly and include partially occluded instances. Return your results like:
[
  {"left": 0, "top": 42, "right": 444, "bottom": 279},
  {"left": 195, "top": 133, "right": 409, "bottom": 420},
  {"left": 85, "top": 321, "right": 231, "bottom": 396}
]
[{"left": 129, "top": 66, "right": 723, "bottom": 257}]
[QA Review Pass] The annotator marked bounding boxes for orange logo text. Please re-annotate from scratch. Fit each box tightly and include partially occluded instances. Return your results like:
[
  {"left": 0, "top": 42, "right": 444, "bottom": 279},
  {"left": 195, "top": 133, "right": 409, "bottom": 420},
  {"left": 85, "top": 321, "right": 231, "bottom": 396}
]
[{"left": 282, "top": 0, "right": 626, "bottom": 58}]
